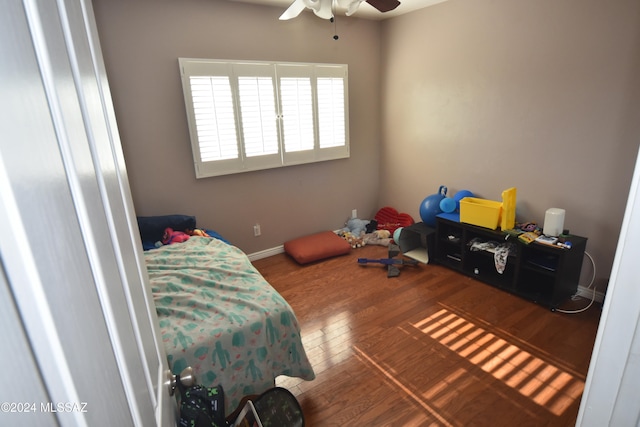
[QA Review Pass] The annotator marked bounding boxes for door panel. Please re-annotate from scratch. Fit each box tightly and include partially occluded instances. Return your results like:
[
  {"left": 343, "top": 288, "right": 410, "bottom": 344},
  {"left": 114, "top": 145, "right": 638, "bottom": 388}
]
[
  {"left": 0, "top": 0, "right": 174, "bottom": 425},
  {"left": 0, "top": 265, "right": 55, "bottom": 426}
]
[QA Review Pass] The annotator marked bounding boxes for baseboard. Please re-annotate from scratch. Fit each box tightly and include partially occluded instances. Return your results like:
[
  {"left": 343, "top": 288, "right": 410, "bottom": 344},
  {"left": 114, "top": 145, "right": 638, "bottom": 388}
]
[
  {"left": 247, "top": 230, "right": 343, "bottom": 261},
  {"left": 248, "top": 245, "right": 285, "bottom": 261},
  {"left": 576, "top": 285, "right": 605, "bottom": 303}
]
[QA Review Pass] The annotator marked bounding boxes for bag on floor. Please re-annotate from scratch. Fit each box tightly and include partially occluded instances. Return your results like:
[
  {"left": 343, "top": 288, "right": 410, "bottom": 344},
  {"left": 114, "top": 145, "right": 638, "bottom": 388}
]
[{"left": 178, "top": 383, "right": 226, "bottom": 427}]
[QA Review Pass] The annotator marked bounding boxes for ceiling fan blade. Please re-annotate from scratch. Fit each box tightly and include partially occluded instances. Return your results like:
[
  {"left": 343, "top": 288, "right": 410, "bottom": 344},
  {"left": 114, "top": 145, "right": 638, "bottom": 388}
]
[
  {"left": 279, "top": 0, "right": 307, "bottom": 20},
  {"left": 344, "top": 0, "right": 365, "bottom": 16},
  {"left": 303, "top": 0, "right": 333, "bottom": 20},
  {"left": 365, "top": 0, "right": 401, "bottom": 13}
]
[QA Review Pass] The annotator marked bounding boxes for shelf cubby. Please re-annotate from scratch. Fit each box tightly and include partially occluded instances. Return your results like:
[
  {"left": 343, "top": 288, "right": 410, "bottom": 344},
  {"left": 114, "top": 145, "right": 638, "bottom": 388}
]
[{"left": 433, "top": 216, "right": 587, "bottom": 310}]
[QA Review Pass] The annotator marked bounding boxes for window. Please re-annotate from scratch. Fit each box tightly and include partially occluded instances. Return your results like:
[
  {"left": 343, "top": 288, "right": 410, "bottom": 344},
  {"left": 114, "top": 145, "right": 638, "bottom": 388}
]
[{"left": 179, "top": 59, "right": 349, "bottom": 178}]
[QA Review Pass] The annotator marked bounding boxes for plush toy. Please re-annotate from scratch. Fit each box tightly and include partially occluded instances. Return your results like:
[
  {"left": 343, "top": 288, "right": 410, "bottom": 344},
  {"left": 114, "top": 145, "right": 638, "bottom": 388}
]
[
  {"left": 187, "top": 228, "right": 212, "bottom": 238},
  {"left": 338, "top": 231, "right": 366, "bottom": 249},
  {"left": 374, "top": 229, "right": 391, "bottom": 239},
  {"left": 374, "top": 206, "right": 414, "bottom": 234},
  {"left": 347, "top": 233, "right": 365, "bottom": 249},
  {"left": 161, "top": 227, "right": 190, "bottom": 245},
  {"left": 363, "top": 229, "right": 392, "bottom": 247},
  {"left": 342, "top": 218, "right": 370, "bottom": 237}
]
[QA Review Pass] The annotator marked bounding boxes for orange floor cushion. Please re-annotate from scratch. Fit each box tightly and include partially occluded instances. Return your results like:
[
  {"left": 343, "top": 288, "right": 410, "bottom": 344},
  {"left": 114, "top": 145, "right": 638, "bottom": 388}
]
[{"left": 284, "top": 231, "right": 351, "bottom": 264}]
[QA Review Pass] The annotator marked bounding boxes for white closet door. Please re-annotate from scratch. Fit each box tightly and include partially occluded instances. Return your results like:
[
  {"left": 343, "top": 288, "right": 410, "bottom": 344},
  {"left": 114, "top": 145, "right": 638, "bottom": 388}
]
[
  {"left": 0, "top": 266, "right": 55, "bottom": 426},
  {"left": 0, "top": 0, "right": 174, "bottom": 425},
  {"left": 576, "top": 146, "right": 640, "bottom": 426}
]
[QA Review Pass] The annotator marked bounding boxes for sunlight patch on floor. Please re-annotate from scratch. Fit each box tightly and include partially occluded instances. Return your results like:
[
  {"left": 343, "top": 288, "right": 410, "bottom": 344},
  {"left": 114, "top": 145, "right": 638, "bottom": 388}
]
[
  {"left": 412, "top": 309, "right": 584, "bottom": 416},
  {"left": 300, "top": 311, "right": 354, "bottom": 375},
  {"left": 353, "top": 345, "right": 455, "bottom": 427}
]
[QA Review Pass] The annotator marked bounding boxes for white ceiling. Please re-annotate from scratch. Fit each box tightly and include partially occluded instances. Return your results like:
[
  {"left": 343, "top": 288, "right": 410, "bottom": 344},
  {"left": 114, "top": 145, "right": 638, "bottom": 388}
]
[{"left": 227, "top": 0, "right": 447, "bottom": 20}]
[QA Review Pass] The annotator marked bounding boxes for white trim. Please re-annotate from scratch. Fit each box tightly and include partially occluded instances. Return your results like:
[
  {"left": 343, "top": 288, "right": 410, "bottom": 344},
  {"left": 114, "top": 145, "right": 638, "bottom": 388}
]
[
  {"left": 247, "top": 245, "right": 285, "bottom": 261},
  {"left": 576, "top": 285, "right": 605, "bottom": 304}
]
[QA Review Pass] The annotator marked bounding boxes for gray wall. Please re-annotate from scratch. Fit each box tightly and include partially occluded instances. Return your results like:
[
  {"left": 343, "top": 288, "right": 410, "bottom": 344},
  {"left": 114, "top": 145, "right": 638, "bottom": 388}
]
[
  {"left": 379, "top": 0, "right": 640, "bottom": 293},
  {"left": 93, "top": 0, "right": 640, "bottom": 294},
  {"left": 92, "top": 0, "right": 382, "bottom": 254}
]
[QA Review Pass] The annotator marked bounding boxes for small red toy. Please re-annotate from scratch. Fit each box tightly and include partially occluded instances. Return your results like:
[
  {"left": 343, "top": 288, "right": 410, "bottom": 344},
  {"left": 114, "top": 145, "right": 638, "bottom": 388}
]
[{"left": 162, "top": 227, "right": 190, "bottom": 245}]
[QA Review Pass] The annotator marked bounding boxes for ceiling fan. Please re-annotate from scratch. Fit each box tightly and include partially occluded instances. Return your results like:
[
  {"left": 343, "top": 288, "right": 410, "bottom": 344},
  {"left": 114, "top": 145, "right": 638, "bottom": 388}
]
[{"left": 279, "top": 0, "right": 401, "bottom": 20}]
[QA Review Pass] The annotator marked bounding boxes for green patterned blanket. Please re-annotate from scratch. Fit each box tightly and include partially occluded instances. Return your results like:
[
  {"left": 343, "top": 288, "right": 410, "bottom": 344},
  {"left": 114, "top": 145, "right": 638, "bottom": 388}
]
[{"left": 144, "top": 236, "right": 315, "bottom": 413}]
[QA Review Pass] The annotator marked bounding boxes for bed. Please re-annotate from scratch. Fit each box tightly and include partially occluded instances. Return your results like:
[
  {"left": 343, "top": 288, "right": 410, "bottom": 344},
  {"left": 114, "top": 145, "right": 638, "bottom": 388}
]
[{"left": 139, "top": 215, "right": 315, "bottom": 413}]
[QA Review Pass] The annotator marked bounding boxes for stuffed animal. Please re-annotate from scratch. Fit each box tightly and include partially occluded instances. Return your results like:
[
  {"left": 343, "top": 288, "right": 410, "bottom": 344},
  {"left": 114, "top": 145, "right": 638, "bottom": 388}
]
[
  {"left": 161, "top": 227, "right": 190, "bottom": 245},
  {"left": 338, "top": 230, "right": 366, "bottom": 248},
  {"left": 364, "top": 229, "right": 391, "bottom": 246},
  {"left": 187, "top": 228, "right": 211, "bottom": 238},
  {"left": 342, "top": 218, "right": 370, "bottom": 237},
  {"left": 374, "top": 229, "right": 391, "bottom": 239},
  {"left": 347, "top": 232, "right": 365, "bottom": 249}
]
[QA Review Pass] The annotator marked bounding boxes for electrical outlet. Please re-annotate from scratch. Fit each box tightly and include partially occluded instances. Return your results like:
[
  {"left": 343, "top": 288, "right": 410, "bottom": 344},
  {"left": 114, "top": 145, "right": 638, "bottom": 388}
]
[
  {"left": 352, "top": 209, "right": 357, "bottom": 219},
  {"left": 253, "top": 223, "right": 261, "bottom": 237}
]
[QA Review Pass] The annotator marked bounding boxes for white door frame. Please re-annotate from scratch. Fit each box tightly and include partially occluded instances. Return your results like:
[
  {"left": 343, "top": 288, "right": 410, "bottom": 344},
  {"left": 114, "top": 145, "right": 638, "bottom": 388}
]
[{"left": 0, "top": 0, "right": 175, "bottom": 425}]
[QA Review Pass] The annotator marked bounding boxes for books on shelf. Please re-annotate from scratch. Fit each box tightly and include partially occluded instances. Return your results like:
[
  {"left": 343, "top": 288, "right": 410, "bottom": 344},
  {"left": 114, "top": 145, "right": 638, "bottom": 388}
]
[{"left": 518, "top": 232, "right": 538, "bottom": 244}]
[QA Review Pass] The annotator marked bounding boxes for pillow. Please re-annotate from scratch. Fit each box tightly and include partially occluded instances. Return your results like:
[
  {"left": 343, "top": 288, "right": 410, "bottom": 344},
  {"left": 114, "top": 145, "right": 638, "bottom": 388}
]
[
  {"left": 137, "top": 215, "right": 196, "bottom": 247},
  {"left": 284, "top": 231, "right": 351, "bottom": 265}
]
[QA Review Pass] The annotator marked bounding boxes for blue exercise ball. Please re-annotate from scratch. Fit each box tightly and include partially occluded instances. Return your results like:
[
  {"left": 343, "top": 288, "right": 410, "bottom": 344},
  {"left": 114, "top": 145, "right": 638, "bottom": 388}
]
[
  {"left": 453, "top": 190, "right": 474, "bottom": 211},
  {"left": 419, "top": 185, "right": 448, "bottom": 227},
  {"left": 440, "top": 197, "right": 456, "bottom": 213}
]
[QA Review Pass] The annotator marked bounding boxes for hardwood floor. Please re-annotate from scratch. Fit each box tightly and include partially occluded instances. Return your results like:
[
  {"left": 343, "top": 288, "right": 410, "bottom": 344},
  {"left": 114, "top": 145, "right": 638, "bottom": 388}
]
[{"left": 252, "top": 244, "right": 602, "bottom": 426}]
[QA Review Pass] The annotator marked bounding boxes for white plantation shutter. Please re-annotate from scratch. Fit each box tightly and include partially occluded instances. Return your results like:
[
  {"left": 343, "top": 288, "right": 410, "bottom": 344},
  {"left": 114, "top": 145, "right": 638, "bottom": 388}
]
[
  {"left": 179, "top": 59, "right": 349, "bottom": 178},
  {"left": 234, "top": 63, "right": 282, "bottom": 172},
  {"left": 238, "top": 76, "right": 279, "bottom": 157},
  {"left": 276, "top": 63, "right": 317, "bottom": 165},
  {"left": 317, "top": 77, "right": 346, "bottom": 148},
  {"left": 180, "top": 60, "right": 243, "bottom": 177},
  {"left": 315, "top": 65, "right": 349, "bottom": 161},
  {"left": 189, "top": 76, "right": 238, "bottom": 161},
  {"left": 280, "top": 77, "right": 314, "bottom": 153}
]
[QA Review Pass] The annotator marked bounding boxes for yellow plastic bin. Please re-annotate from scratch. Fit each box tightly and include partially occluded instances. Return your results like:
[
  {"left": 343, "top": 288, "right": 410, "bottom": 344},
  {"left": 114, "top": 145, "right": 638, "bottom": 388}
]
[
  {"left": 460, "top": 197, "right": 503, "bottom": 229},
  {"left": 500, "top": 187, "right": 517, "bottom": 230}
]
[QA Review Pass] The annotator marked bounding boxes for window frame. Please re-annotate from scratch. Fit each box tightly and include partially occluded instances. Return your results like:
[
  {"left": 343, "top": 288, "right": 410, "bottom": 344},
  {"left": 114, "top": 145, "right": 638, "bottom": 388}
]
[{"left": 179, "top": 58, "right": 350, "bottom": 178}]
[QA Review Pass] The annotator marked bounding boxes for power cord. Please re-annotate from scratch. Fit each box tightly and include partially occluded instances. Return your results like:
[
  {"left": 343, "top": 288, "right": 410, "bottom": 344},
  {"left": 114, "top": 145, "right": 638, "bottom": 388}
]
[{"left": 556, "top": 251, "right": 597, "bottom": 314}]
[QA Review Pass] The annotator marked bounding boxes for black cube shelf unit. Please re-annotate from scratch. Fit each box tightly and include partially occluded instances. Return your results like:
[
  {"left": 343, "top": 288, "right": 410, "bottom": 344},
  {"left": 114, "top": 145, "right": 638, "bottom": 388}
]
[{"left": 434, "top": 216, "right": 587, "bottom": 310}]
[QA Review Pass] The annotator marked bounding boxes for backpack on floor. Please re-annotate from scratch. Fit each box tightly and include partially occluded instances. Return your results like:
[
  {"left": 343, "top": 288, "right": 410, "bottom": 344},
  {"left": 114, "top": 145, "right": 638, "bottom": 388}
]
[{"left": 177, "top": 382, "right": 226, "bottom": 427}]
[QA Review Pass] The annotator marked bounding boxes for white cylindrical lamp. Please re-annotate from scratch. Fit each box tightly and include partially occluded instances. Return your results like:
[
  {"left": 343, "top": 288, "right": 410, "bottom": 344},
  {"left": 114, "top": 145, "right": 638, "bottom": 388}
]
[{"left": 543, "top": 208, "right": 565, "bottom": 237}]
